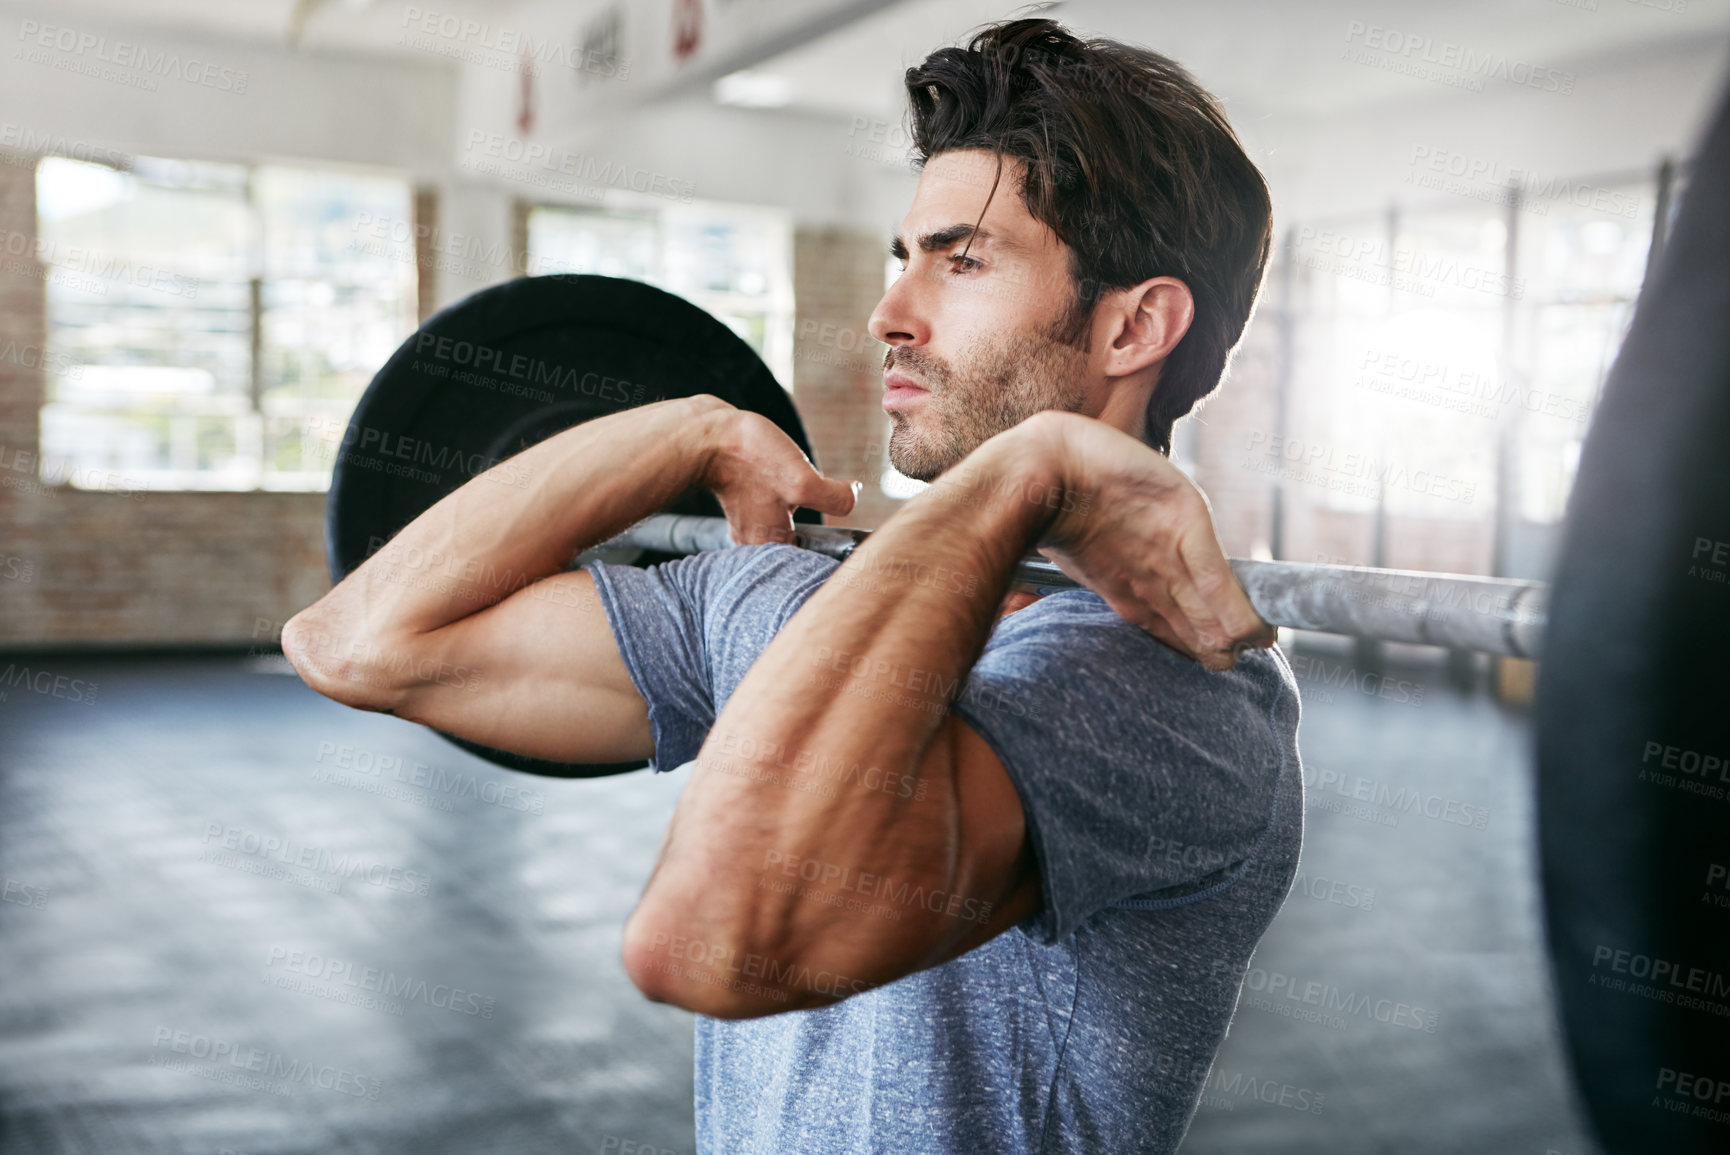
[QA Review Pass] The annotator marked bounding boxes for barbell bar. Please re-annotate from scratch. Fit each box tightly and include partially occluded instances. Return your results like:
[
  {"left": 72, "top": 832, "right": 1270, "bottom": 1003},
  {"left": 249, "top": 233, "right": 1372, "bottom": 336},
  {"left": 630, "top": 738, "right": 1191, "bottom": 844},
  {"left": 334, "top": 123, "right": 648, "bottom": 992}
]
[
  {"left": 590, "top": 513, "right": 1549, "bottom": 659},
  {"left": 326, "top": 271, "right": 1547, "bottom": 778}
]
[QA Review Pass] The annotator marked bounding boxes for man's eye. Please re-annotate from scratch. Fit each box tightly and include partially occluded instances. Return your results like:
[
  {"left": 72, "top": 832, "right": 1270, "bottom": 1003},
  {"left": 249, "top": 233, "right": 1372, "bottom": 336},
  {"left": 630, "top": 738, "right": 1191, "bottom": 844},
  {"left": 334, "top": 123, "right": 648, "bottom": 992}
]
[{"left": 948, "top": 254, "right": 982, "bottom": 272}]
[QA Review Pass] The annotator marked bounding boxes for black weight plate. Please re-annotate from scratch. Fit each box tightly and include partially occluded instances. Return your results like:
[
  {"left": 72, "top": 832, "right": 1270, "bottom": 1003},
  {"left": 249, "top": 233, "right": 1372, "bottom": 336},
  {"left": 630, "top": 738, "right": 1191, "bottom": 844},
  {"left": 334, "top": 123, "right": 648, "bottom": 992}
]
[
  {"left": 325, "top": 274, "right": 821, "bottom": 779},
  {"left": 1535, "top": 87, "right": 1730, "bottom": 1152}
]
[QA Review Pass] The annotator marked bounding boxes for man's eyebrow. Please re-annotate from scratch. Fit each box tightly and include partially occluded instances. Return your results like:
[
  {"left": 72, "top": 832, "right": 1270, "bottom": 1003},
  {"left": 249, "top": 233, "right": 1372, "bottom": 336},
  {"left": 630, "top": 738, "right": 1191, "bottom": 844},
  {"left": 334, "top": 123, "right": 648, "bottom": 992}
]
[{"left": 887, "top": 225, "right": 1022, "bottom": 260}]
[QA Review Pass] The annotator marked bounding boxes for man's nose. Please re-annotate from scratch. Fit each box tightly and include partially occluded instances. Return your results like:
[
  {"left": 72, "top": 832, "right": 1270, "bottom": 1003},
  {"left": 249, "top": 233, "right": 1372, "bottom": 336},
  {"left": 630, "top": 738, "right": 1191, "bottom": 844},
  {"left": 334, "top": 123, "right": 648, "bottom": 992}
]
[{"left": 868, "top": 274, "right": 929, "bottom": 348}]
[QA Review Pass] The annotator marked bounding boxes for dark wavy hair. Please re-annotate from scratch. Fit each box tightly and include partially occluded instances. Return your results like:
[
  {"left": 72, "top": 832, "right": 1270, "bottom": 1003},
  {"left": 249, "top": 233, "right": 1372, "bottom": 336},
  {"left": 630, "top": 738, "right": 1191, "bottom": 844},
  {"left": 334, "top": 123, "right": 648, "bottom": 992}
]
[{"left": 904, "top": 18, "right": 1273, "bottom": 455}]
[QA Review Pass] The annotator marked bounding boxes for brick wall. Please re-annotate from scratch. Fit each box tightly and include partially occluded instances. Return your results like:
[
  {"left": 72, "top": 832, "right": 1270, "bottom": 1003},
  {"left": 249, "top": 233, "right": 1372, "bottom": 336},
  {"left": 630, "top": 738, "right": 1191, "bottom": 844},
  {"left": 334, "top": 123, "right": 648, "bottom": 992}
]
[
  {"left": 791, "top": 226, "right": 900, "bottom": 529},
  {"left": 413, "top": 185, "right": 439, "bottom": 324},
  {"left": 0, "top": 154, "right": 328, "bottom": 648},
  {"left": 0, "top": 158, "right": 42, "bottom": 467},
  {"left": 1189, "top": 299, "right": 1281, "bottom": 558}
]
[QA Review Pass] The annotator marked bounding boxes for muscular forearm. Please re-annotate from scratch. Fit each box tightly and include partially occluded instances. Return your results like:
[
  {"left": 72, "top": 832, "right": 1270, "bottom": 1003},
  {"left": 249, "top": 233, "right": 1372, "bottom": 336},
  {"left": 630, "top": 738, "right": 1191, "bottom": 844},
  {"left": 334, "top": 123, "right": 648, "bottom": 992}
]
[
  {"left": 624, "top": 418, "right": 1063, "bottom": 1011},
  {"left": 285, "top": 395, "right": 723, "bottom": 695}
]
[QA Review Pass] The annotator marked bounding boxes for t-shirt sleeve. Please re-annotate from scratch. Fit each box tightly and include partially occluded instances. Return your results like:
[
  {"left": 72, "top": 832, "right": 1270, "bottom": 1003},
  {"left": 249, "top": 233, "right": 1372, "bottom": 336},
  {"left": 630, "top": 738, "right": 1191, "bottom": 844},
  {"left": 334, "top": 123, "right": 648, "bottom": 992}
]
[
  {"left": 582, "top": 545, "right": 836, "bottom": 774},
  {"left": 951, "top": 591, "right": 1298, "bottom": 946},
  {"left": 581, "top": 551, "right": 726, "bottom": 773}
]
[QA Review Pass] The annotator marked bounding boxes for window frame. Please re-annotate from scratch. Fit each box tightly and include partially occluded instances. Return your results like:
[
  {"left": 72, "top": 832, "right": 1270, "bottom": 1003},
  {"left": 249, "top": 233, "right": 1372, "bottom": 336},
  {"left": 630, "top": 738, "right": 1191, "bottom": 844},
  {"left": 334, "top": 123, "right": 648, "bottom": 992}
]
[{"left": 35, "top": 153, "right": 420, "bottom": 494}]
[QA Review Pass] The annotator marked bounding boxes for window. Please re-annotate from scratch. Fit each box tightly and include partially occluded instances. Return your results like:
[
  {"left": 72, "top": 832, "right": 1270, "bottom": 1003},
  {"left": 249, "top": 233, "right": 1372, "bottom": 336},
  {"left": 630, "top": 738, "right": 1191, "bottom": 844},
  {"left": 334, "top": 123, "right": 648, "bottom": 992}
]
[
  {"left": 1511, "top": 176, "right": 1657, "bottom": 522},
  {"left": 526, "top": 199, "right": 794, "bottom": 387},
  {"left": 36, "top": 156, "right": 417, "bottom": 491},
  {"left": 1285, "top": 206, "right": 1504, "bottom": 523},
  {"left": 1278, "top": 162, "right": 1666, "bottom": 542}
]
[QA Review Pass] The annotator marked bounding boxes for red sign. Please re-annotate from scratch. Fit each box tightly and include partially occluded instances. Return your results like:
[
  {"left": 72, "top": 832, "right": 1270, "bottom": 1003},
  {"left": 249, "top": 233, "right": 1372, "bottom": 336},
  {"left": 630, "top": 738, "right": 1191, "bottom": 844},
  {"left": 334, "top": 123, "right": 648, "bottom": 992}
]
[{"left": 673, "top": 0, "right": 702, "bottom": 61}]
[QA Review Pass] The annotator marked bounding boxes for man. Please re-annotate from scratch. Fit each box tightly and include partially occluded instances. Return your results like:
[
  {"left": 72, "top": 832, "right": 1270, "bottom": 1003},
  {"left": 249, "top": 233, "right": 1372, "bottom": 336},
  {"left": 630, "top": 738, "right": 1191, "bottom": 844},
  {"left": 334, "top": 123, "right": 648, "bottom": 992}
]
[{"left": 285, "top": 18, "right": 1301, "bottom": 1155}]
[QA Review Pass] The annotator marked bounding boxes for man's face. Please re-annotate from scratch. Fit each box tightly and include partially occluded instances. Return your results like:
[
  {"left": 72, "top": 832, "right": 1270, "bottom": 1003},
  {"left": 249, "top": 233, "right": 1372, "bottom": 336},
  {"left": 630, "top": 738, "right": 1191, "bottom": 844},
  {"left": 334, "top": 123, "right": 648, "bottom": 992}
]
[{"left": 868, "top": 150, "right": 1096, "bottom": 482}]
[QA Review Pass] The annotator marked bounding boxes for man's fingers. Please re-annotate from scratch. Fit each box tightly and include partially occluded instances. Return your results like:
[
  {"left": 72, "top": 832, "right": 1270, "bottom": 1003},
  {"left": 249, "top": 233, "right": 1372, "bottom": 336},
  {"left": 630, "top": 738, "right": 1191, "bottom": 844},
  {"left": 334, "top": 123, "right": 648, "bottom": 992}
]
[
  {"left": 1158, "top": 562, "right": 1230, "bottom": 658},
  {"left": 801, "top": 474, "right": 860, "bottom": 518},
  {"left": 1214, "top": 584, "right": 1276, "bottom": 656},
  {"left": 1131, "top": 535, "right": 1230, "bottom": 657},
  {"left": 725, "top": 500, "right": 796, "bottom": 546},
  {"left": 1125, "top": 571, "right": 1209, "bottom": 659},
  {"left": 1176, "top": 534, "right": 1274, "bottom": 655}
]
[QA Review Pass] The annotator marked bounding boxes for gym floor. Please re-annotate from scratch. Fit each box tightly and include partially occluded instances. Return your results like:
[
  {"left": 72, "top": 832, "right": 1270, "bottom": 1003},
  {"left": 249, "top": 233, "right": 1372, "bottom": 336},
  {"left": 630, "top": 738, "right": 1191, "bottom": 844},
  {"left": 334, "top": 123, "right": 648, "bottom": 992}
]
[{"left": 0, "top": 647, "right": 1599, "bottom": 1155}]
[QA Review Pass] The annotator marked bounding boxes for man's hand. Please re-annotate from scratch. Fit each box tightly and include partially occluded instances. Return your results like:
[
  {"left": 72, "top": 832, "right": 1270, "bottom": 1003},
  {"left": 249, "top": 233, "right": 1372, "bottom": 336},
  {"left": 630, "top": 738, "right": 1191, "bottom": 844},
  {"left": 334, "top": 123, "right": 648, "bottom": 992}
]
[
  {"left": 694, "top": 403, "right": 861, "bottom": 544},
  {"left": 1019, "top": 411, "right": 1276, "bottom": 671}
]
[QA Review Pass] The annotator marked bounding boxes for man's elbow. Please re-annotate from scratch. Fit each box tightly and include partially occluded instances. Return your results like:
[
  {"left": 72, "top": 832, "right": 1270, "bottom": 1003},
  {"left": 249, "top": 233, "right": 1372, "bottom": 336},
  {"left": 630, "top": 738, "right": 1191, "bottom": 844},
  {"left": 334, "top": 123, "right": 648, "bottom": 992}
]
[
  {"left": 623, "top": 959, "right": 801, "bottom": 1020},
  {"left": 620, "top": 908, "right": 843, "bottom": 1020},
  {"left": 280, "top": 607, "right": 401, "bottom": 713}
]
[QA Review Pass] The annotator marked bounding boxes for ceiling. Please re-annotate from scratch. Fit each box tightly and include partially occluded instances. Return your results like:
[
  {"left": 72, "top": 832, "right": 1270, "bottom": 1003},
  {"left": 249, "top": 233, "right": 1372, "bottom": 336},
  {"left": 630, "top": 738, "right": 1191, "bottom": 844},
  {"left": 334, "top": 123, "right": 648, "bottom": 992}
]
[
  {"left": 750, "top": 0, "right": 1730, "bottom": 124},
  {"left": 0, "top": 0, "right": 505, "bottom": 56},
  {"left": 7, "top": 0, "right": 1728, "bottom": 124}
]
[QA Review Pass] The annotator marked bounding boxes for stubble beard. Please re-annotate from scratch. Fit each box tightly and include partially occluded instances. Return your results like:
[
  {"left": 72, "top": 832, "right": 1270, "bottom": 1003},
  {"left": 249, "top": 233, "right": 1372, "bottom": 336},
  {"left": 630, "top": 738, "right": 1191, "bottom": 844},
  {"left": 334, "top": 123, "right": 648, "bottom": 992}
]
[{"left": 885, "top": 317, "right": 1091, "bottom": 482}]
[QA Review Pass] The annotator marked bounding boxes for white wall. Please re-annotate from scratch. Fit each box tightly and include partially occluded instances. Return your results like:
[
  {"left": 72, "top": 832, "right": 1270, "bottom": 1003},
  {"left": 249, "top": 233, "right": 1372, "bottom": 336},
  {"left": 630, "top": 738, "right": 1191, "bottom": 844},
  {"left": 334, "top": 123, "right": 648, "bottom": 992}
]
[
  {"left": 1251, "top": 33, "right": 1730, "bottom": 229},
  {"left": 461, "top": 96, "right": 919, "bottom": 233},
  {"left": 0, "top": 3, "right": 456, "bottom": 175}
]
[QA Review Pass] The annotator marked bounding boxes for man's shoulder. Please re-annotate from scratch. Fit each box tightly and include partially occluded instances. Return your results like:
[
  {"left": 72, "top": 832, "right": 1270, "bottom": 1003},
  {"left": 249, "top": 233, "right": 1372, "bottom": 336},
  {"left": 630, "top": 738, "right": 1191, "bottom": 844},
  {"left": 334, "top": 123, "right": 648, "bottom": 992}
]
[
  {"left": 987, "top": 588, "right": 1299, "bottom": 724},
  {"left": 707, "top": 541, "right": 836, "bottom": 597},
  {"left": 639, "top": 543, "right": 838, "bottom": 639},
  {"left": 645, "top": 541, "right": 835, "bottom": 597}
]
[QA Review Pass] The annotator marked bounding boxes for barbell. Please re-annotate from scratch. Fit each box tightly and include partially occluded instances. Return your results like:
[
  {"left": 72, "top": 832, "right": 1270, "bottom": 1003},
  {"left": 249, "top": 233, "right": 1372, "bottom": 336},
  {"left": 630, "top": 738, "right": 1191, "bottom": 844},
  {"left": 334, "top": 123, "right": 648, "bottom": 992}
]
[
  {"left": 587, "top": 511, "right": 1548, "bottom": 660},
  {"left": 326, "top": 272, "right": 1547, "bottom": 777}
]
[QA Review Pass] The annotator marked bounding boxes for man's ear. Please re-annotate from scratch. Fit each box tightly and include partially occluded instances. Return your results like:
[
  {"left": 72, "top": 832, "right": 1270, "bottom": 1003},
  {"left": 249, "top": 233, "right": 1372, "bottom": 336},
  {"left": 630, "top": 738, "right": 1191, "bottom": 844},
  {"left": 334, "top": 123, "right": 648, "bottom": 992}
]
[{"left": 1095, "top": 277, "right": 1194, "bottom": 378}]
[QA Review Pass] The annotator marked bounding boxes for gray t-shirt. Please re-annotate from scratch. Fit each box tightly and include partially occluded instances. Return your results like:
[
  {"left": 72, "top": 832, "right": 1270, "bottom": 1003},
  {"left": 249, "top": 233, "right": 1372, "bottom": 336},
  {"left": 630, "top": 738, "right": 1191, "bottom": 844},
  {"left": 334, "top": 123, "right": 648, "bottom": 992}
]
[{"left": 585, "top": 543, "right": 1304, "bottom": 1155}]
